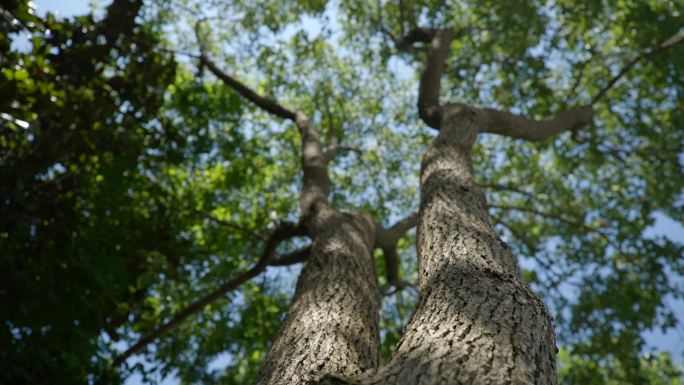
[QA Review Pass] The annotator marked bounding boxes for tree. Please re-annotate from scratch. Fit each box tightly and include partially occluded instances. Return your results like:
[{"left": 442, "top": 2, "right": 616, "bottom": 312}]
[{"left": 1, "top": 1, "right": 683, "bottom": 384}]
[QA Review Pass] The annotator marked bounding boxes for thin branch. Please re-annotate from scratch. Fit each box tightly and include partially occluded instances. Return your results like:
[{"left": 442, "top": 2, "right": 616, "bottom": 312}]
[
  {"left": 325, "top": 146, "right": 363, "bottom": 163},
  {"left": 375, "top": 210, "right": 419, "bottom": 289},
  {"left": 195, "top": 24, "right": 297, "bottom": 122},
  {"left": 322, "top": 96, "right": 341, "bottom": 163},
  {"left": 199, "top": 55, "right": 297, "bottom": 121},
  {"left": 398, "top": 0, "right": 407, "bottom": 37},
  {"left": 373, "top": 4, "right": 397, "bottom": 47},
  {"left": 394, "top": 27, "right": 455, "bottom": 128},
  {"left": 491, "top": 216, "right": 584, "bottom": 298},
  {"left": 395, "top": 27, "right": 437, "bottom": 50},
  {"left": 591, "top": 30, "right": 684, "bottom": 106},
  {"left": 479, "top": 183, "right": 534, "bottom": 198},
  {"left": 492, "top": 216, "right": 539, "bottom": 255},
  {"left": 417, "top": 28, "right": 457, "bottom": 130},
  {"left": 270, "top": 245, "right": 312, "bottom": 266},
  {"left": 489, "top": 204, "right": 585, "bottom": 228},
  {"left": 110, "top": 221, "right": 306, "bottom": 368},
  {"left": 204, "top": 214, "right": 267, "bottom": 240},
  {"left": 387, "top": 210, "right": 419, "bottom": 236},
  {"left": 489, "top": 204, "right": 615, "bottom": 247},
  {"left": 565, "top": 55, "right": 594, "bottom": 104},
  {"left": 194, "top": 23, "right": 330, "bottom": 219}
]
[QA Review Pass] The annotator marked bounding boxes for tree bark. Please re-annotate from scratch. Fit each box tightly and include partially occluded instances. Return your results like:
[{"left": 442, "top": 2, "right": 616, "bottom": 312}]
[
  {"left": 259, "top": 106, "right": 558, "bottom": 385},
  {"left": 254, "top": 207, "right": 381, "bottom": 385},
  {"left": 195, "top": 41, "right": 384, "bottom": 385},
  {"left": 337, "top": 104, "right": 557, "bottom": 385},
  {"left": 246, "top": 23, "right": 558, "bottom": 385}
]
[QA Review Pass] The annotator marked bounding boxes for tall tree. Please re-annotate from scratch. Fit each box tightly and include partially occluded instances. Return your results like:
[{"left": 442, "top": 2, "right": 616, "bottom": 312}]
[{"left": 2, "top": 1, "right": 684, "bottom": 384}]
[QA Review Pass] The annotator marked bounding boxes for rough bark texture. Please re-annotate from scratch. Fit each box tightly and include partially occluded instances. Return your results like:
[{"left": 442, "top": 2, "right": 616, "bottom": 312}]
[
  {"left": 197, "top": 25, "right": 567, "bottom": 385},
  {"left": 254, "top": 208, "right": 381, "bottom": 385},
  {"left": 326, "top": 104, "right": 557, "bottom": 385},
  {"left": 197, "top": 45, "right": 384, "bottom": 385},
  {"left": 257, "top": 104, "right": 560, "bottom": 385}
]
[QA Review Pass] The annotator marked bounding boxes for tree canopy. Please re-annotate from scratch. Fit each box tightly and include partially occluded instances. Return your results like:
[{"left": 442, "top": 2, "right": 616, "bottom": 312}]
[{"left": 1, "top": 0, "right": 683, "bottom": 384}]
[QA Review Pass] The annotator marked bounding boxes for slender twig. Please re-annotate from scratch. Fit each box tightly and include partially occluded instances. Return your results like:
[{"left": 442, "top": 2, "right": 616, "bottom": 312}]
[
  {"left": 374, "top": 4, "right": 397, "bottom": 45},
  {"left": 204, "top": 214, "right": 267, "bottom": 240},
  {"left": 194, "top": 21, "right": 329, "bottom": 218},
  {"left": 493, "top": 216, "right": 539, "bottom": 255},
  {"left": 492, "top": 216, "right": 580, "bottom": 297},
  {"left": 489, "top": 204, "right": 585, "bottom": 229},
  {"left": 490, "top": 204, "right": 618, "bottom": 251},
  {"left": 479, "top": 183, "right": 534, "bottom": 198},
  {"left": 195, "top": 23, "right": 298, "bottom": 122},
  {"left": 566, "top": 55, "right": 593, "bottom": 104},
  {"left": 591, "top": 31, "right": 684, "bottom": 106}
]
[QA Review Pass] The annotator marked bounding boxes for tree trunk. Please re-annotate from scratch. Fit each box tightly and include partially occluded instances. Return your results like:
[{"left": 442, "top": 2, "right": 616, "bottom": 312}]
[
  {"left": 309, "top": 105, "right": 556, "bottom": 385},
  {"left": 254, "top": 207, "right": 381, "bottom": 385},
  {"left": 257, "top": 106, "right": 557, "bottom": 385},
  {"left": 354, "top": 104, "right": 557, "bottom": 385},
  {"left": 194, "top": 22, "right": 590, "bottom": 385}
]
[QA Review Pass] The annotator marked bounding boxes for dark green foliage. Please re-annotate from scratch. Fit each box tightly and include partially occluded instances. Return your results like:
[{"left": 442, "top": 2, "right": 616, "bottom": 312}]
[{"left": 0, "top": 1, "right": 179, "bottom": 383}]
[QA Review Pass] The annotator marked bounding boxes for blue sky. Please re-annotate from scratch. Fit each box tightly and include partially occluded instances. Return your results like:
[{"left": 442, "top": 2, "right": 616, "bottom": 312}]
[{"left": 28, "top": 0, "right": 684, "bottom": 383}]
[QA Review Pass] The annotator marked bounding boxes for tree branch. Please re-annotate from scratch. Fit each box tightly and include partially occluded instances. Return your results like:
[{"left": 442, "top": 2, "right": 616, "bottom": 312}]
[
  {"left": 110, "top": 221, "right": 307, "bottom": 368},
  {"left": 492, "top": 216, "right": 539, "bottom": 255},
  {"left": 492, "top": 216, "right": 591, "bottom": 296},
  {"left": 489, "top": 204, "right": 584, "bottom": 228},
  {"left": 387, "top": 210, "right": 420, "bottom": 235},
  {"left": 204, "top": 214, "right": 267, "bottom": 240},
  {"left": 395, "top": 27, "right": 459, "bottom": 129},
  {"left": 395, "top": 27, "right": 437, "bottom": 50},
  {"left": 477, "top": 31, "right": 681, "bottom": 142},
  {"left": 591, "top": 30, "right": 684, "bottom": 106},
  {"left": 325, "top": 145, "right": 363, "bottom": 163},
  {"left": 196, "top": 43, "right": 297, "bottom": 121},
  {"left": 490, "top": 204, "right": 620, "bottom": 252},
  {"left": 478, "top": 182, "right": 534, "bottom": 198},
  {"left": 417, "top": 28, "right": 457, "bottom": 130},
  {"left": 372, "top": 4, "right": 398, "bottom": 49},
  {"left": 296, "top": 111, "right": 332, "bottom": 219},
  {"left": 194, "top": 24, "right": 330, "bottom": 220},
  {"left": 565, "top": 55, "right": 594, "bottom": 104},
  {"left": 375, "top": 210, "right": 419, "bottom": 288},
  {"left": 479, "top": 105, "right": 594, "bottom": 141},
  {"left": 322, "top": 96, "right": 342, "bottom": 164},
  {"left": 269, "top": 245, "right": 312, "bottom": 266}
]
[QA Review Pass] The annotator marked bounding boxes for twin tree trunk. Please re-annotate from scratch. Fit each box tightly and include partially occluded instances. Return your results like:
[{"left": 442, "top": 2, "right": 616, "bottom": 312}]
[
  {"left": 255, "top": 105, "right": 557, "bottom": 385},
  {"left": 100, "top": 7, "right": 661, "bottom": 383},
  {"left": 190, "top": 24, "right": 592, "bottom": 385}
]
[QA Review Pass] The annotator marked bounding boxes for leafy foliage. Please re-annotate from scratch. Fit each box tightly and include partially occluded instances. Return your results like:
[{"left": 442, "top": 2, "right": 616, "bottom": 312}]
[
  {"left": 1, "top": 0, "right": 683, "bottom": 384},
  {"left": 0, "top": 1, "right": 184, "bottom": 383},
  {"left": 558, "top": 349, "right": 683, "bottom": 385}
]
